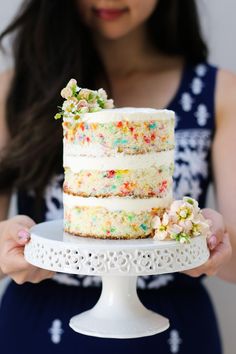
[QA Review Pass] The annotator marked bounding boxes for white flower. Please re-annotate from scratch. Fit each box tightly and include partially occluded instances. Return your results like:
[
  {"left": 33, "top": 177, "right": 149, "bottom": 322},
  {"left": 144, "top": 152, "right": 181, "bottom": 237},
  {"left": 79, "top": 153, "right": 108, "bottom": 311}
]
[
  {"left": 154, "top": 229, "right": 168, "bottom": 240},
  {"left": 183, "top": 196, "right": 199, "bottom": 214},
  {"left": 104, "top": 99, "right": 114, "bottom": 109},
  {"left": 178, "top": 219, "right": 192, "bottom": 233},
  {"left": 153, "top": 214, "right": 169, "bottom": 240},
  {"left": 79, "top": 88, "right": 91, "bottom": 101},
  {"left": 62, "top": 99, "right": 77, "bottom": 113},
  {"left": 98, "top": 88, "right": 107, "bottom": 100},
  {"left": 192, "top": 216, "right": 211, "bottom": 237},
  {"left": 152, "top": 215, "right": 161, "bottom": 229},
  {"left": 168, "top": 223, "right": 183, "bottom": 235},
  {"left": 67, "top": 78, "right": 77, "bottom": 87},
  {"left": 77, "top": 99, "right": 89, "bottom": 110},
  {"left": 61, "top": 87, "right": 73, "bottom": 99},
  {"left": 89, "top": 102, "right": 100, "bottom": 112}
]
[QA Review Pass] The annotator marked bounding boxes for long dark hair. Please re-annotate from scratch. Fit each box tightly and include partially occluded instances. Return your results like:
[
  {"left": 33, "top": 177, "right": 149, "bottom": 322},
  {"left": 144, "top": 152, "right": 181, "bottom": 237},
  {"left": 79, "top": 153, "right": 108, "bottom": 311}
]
[{"left": 0, "top": 0, "right": 207, "bottom": 197}]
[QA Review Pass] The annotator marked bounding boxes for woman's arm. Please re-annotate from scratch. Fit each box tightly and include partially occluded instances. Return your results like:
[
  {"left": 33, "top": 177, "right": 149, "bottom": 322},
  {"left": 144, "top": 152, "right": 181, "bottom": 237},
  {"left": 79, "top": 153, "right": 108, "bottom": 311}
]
[
  {"left": 0, "top": 70, "right": 13, "bottom": 279},
  {"left": 212, "top": 68, "right": 236, "bottom": 282},
  {"left": 0, "top": 70, "right": 54, "bottom": 283}
]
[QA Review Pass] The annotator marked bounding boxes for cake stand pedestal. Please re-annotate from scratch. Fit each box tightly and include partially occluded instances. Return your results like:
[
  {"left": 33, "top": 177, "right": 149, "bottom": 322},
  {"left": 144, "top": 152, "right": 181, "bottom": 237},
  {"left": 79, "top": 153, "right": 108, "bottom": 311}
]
[{"left": 24, "top": 220, "right": 209, "bottom": 339}]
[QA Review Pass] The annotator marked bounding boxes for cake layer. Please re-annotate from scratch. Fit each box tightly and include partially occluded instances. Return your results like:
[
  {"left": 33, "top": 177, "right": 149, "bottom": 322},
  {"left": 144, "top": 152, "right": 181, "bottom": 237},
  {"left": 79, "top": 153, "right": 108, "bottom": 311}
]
[
  {"left": 64, "top": 165, "right": 173, "bottom": 197},
  {"left": 64, "top": 203, "right": 167, "bottom": 239},
  {"left": 63, "top": 108, "right": 174, "bottom": 155}
]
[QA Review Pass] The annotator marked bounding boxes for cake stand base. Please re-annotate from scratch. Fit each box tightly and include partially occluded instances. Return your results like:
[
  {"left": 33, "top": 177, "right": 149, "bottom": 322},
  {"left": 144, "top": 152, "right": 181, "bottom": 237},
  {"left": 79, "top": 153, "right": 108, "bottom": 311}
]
[{"left": 69, "top": 275, "right": 169, "bottom": 338}]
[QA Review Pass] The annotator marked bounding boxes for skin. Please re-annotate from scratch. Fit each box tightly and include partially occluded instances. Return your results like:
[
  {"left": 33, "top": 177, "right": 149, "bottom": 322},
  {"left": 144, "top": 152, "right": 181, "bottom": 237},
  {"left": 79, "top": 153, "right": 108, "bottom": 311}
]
[{"left": 0, "top": 0, "right": 234, "bottom": 283}]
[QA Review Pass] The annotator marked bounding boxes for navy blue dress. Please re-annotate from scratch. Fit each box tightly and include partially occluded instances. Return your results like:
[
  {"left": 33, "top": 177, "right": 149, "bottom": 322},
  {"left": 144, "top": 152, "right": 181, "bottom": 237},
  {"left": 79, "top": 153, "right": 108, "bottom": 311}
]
[{"left": 0, "top": 62, "right": 222, "bottom": 354}]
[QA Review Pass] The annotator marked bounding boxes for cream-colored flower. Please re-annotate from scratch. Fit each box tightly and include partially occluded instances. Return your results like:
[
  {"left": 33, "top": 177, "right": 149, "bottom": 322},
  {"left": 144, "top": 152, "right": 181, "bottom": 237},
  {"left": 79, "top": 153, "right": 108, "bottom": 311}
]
[
  {"left": 67, "top": 78, "right": 77, "bottom": 88},
  {"left": 104, "top": 99, "right": 114, "bottom": 109},
  {"left": 98, "top": 88, "right": 107, "bottom": 100},
  {"left": 62, "top": 99, "right": 77, "bottom": 114},
  {"left": 183, "top": 196, "right": 199, "bottom": 215},
  {"left": 168, "top": 223, "right": 183, "bottom": 236},
  {"left": 77, "top": 99, "right": 89, "bottom": 109},
  {"left": 61, "top": 87, "right": 73, "bottom": 99},
  {"left": 192, "top": 218, "right": 211, "bottom": 237},
  {"left": 179, "top": 219, "right": 193, "bottom": 233},
  {"left": 79, "top": 88, "right": 91, "bottom": 101},
  {"left": 154, "top": 229, "right": 168, "bottom": 240},
  {"left": 152, "top": 215, "right": 161, "bottom": 229},
  {"left": 89, "top": 102, "right": 100, "bottom": 112},
  {"left": 152, "top": 213, "right": 170, "bottom": 240}
]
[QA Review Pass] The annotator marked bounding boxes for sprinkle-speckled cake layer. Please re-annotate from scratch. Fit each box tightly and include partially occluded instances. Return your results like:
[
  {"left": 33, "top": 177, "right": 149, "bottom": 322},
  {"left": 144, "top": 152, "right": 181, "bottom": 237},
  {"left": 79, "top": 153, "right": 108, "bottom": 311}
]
[
  {"left": 63, "top": 192, "right": 172, "bottom": 238},
  {"left": 64, "top": 164, "right": 173, "bottom": 197},
  {"left": 64, "top": 205, "right": 164, "bottom": 239},
  {"left": 63, "top": 118, "right": 174, "bottom": 155}
]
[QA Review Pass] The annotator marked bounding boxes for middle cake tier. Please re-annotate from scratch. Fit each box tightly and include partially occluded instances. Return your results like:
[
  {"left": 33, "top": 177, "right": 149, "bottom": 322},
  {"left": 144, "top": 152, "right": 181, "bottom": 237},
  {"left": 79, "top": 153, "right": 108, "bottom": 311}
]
[{"left": 64, "top": 150, "right": 174, "bottom": 198}]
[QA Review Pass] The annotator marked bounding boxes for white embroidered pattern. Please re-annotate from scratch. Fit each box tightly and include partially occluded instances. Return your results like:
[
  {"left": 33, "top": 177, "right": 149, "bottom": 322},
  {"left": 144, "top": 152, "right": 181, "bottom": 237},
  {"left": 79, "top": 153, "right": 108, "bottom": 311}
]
[
  {"left": 179, "top": 92, "right": 194, "bottom": 112},
  {"left": 194, "top": 104, "right": 210, "bottom": 126},
  {"left": 146, "top": 275, "right": 174, "bottom": 289},
  {"left": 48, "top": 319, "right": 64, "bottom": 344},
  {"left": 174, "top": 129, "right": 211, "bottom": 201},
  {"left": 45, "top": 174, "right": 64, "bottom": 221},
  {"left": 53, "top": 273, "right": 81, "bottom": 286},
  {"left": 195, "top": 64, "right": 207, "bottom": 77},
  {"left": 168, "top": 329, "right": 182, "bottom": 353},
  {"left": 190, "top": 77, "right": 204, "bottom": 95}
]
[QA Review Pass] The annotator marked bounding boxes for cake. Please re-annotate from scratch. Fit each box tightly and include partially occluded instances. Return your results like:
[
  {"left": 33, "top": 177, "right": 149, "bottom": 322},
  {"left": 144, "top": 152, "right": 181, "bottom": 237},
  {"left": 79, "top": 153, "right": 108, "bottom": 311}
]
[{"left": 57, "top": 79, "right": 175, "bottom": 239}]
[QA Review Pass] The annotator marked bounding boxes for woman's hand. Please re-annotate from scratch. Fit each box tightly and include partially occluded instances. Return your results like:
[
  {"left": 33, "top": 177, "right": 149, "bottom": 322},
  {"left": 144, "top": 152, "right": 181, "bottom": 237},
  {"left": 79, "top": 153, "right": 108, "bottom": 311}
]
[
  {"left": 0, "top": 215, "right": 54, "bottom": 284},
  {"left": 184, "top": 208, "right": 232, "bottom": 277}
]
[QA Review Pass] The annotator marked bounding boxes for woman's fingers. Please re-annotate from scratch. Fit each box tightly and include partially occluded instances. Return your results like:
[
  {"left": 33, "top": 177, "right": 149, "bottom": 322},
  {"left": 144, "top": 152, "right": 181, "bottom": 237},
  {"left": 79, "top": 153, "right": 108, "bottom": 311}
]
[
  {"left": 0, "top": 244, "right": 31, "bottom": 274},
  {"left": 2, "top": 215, "right": 35, "bottom": 246},
  {"left": 206, "top": 232, "right": 232, "bottom": 275},
  {"left": 202, "top": 208, "right": 225, "bottom": 250}
]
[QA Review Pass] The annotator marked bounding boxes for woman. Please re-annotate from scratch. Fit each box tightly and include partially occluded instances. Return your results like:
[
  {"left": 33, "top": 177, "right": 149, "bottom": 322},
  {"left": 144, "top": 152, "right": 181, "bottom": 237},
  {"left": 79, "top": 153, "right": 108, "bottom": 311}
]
[{"left": 0, "top": 0, "right": 234, "bottom": 353}]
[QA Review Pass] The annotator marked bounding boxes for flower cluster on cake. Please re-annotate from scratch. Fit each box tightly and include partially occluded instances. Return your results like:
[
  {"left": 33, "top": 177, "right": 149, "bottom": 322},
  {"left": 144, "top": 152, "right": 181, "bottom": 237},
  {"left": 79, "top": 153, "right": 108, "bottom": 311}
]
[{"left": 56, "top": 79, "right": 210, "bottom": 242}]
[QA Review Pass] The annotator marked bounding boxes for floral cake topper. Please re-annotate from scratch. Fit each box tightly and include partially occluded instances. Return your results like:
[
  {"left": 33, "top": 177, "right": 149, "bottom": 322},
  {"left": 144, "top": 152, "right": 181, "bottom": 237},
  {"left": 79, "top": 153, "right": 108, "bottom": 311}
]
[
  {"left": 152, "top": 197, "right": 211, "bottom": 243},
  {"left": 54, "top": 79, "right": 114, "bottom": 120}
]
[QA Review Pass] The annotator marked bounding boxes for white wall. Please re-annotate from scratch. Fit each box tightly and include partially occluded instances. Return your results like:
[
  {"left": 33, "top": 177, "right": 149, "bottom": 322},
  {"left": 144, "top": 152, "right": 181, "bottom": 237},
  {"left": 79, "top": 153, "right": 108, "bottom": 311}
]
[{"left": 0, "top": 1, "right": 236, "bottom": 353}]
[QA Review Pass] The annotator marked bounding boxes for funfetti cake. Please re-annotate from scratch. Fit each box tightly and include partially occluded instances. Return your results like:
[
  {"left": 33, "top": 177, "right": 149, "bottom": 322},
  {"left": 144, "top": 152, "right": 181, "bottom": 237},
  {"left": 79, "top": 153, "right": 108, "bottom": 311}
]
[{"left": 57, "top": 79, "right": 175, "bottom": 239}]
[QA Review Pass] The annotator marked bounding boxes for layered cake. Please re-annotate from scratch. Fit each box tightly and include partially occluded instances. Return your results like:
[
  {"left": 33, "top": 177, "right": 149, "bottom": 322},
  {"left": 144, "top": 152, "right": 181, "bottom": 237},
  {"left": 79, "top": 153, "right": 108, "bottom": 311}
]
[{"left": 58, "top": 79, "right": 175, "bottom": 239}]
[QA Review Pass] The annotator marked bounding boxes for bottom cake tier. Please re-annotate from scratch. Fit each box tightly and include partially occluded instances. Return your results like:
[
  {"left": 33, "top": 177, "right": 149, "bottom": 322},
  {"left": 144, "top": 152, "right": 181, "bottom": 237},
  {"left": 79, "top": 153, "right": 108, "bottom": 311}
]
[{"left": 63, "top": 193, "right": 172, "bottom": 239}]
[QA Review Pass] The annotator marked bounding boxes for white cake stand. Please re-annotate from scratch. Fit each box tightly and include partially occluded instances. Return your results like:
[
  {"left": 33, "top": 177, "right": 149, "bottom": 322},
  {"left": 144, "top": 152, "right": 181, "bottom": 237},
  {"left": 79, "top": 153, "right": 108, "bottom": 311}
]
[{"left": 24, "top": 220, "right": 209, "bottom": 339}]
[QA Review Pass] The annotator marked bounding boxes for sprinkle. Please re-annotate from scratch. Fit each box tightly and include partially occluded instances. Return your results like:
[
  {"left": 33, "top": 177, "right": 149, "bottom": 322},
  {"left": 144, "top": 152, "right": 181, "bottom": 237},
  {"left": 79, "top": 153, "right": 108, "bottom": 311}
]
[
  {"left": 117, "top": 121, "right": 123, "bottom": 128},
  {"left": 143, "top": 136, "right": 151, "bottom": 144},
  {"left": 107, "top": 170, "right": 115, "bottom": 178},
  {"left": 149, "top": 122, "right": 157, "bottom": 129},
  {"left": 140, "top": 224, "right": 147, "bottom": 231}
]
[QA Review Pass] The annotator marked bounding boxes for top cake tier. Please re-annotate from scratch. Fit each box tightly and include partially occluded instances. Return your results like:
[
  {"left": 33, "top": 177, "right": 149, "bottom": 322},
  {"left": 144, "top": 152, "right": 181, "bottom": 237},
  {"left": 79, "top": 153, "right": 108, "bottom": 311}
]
[{"left": 63, "top": 107, "right": 175, "bottom": 156}]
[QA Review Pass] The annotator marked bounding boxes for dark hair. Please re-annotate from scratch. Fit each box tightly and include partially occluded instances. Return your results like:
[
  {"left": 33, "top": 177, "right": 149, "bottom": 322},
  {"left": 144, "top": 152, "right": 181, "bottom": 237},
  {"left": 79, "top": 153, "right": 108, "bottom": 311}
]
[{"left": 0, "top": 0, "right": 207, "bottom": 197}]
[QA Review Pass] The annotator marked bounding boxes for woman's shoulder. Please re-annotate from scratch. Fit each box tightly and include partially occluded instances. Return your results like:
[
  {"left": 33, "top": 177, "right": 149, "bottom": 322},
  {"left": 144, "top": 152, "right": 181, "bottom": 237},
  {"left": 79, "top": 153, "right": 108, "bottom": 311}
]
[
  {"left": 0, "top": 69, "right": 13, "bottom": 103},
  {"left": 215, "top": 66, "right": 236, "bottom": 125}
]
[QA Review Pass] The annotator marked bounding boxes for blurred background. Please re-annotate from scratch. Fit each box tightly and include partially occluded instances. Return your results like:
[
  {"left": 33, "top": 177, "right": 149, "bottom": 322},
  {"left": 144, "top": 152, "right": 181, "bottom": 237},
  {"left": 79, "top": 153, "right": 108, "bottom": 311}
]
[{"left": 0, "top": 1, "right": 236, "bottom": 353}]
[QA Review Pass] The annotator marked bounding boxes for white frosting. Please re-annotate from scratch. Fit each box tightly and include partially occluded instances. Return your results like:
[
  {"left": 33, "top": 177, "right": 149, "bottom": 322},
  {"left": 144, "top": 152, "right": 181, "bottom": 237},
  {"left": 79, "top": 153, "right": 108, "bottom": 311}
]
[
  {"left": 64, "top": 107, "right": 175, "bottom": 124},
  {"left": 63, "top": 192, "right": 172, "bottom": 212},
  {"left": 64, "top": 150, "right": 174, "bottom": 171},
  {"left": 64, "top": 142, "right": 111, "bottom": 157}
]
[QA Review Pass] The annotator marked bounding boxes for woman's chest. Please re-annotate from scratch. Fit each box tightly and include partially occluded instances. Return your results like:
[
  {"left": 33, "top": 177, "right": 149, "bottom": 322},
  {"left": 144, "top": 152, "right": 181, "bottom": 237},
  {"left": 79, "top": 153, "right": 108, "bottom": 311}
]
[{"left": 110, "top": 67, "right": 183, "bottom": 110}]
